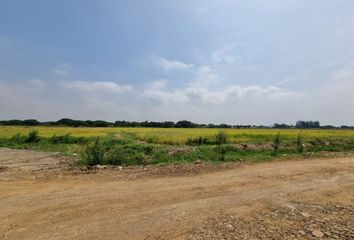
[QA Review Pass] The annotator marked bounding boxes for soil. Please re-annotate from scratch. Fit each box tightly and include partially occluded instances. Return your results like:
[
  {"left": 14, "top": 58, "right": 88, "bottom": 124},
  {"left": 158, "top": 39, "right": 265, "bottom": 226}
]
[{"left": 0, "top": 147, "right": 353, "bottom": 240}]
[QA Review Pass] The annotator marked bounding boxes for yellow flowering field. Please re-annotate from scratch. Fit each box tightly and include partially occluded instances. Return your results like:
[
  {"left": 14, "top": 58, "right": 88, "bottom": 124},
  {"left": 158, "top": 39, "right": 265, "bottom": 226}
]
[{"left": 1, "top": 126, "right": 353, "bottom": 144}]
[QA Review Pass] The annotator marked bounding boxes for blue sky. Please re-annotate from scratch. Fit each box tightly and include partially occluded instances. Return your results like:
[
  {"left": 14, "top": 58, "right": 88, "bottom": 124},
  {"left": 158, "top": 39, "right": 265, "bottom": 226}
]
[{"left": 1, "top": 0, "right": 354, "bottom": 125}]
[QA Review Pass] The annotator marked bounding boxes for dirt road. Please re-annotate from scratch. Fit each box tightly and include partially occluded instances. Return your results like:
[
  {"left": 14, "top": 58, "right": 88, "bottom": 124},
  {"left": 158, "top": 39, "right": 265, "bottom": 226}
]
[{"left": 0, "top": 148, "right": 353, "bottom": 239}]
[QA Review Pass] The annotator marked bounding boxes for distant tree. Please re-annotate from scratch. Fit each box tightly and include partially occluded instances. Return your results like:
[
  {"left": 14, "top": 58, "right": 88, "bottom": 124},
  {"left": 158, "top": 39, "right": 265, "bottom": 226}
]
[
  {"left": 175, "top": 120, "right": 197, "bottom": 128},
  {"left": 218, "top": 124, "right": 232, "bottom": 128},
  {"left": 22, "top": 119, "right": 41, "bottom": 126},
  {"left": 162, "top": 121, "right": 174, "bottom": 128},
  {"left": 321, "top": 125, "right": 336, "bottom": 129},
  {"left": 57, "top": 118, "right": 80, "bottom": 127},
  {"left": 274, "top": 123, "right": 292, "bottom": 129},
  {"left": 0, "top": 119, "right": 22, "bottom": 125},
  {"left": 296, "top": 121, "right": 320, "bottom": 129},
  {"left": 340, "top": 125, "right": 354, "bottom": 129},
  {"left": 92, "top": 120, "right": 112, "bottom": 127}
]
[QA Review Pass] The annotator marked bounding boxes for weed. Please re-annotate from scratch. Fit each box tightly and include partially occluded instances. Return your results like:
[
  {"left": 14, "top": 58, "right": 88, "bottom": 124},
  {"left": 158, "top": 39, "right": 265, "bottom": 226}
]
[
  {"left": 26, "top": 130, "right": 40, "bottom": 143},
  {"left": 82, "top": 138, "right": 104, "bottom": 166},
  {"left": 50, "top": 134, "right": 86, "bottom": 144},
  {"left": 272, "top": 132, "right": 281, "bottom": 156},
  {"left": 215, "top": 131, "right": 228, "bottom": 161},
  {"left": 297, "top": 133, "right": 304, "bottom": 153}
]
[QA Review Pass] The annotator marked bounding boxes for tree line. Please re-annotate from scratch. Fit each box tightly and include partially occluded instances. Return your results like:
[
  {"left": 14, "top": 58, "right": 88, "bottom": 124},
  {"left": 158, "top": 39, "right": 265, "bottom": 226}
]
[{"left": 0, "top": 118, "right": 353, "bottom": 129}]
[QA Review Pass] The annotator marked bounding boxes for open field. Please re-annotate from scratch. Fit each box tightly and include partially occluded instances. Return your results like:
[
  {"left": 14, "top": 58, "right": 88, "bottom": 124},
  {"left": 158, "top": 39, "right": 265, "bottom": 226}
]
[
  {"left": 1, "top": 126, "right": 354, "bottom": 144},
  {"left": 1, "top": 126, "right": 354, "bottom": 167},
  {"left": 1, "top": 127, "right": 354, "bottom": 238},
  {"left": 0, "top": 148, "right": 353, "bottom": 239}
]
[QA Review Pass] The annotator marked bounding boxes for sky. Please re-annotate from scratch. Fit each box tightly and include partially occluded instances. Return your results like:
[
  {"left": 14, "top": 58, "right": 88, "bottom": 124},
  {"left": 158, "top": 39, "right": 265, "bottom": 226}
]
[{"left": 1, "top": 0, "right": 354, "bottom": 125}]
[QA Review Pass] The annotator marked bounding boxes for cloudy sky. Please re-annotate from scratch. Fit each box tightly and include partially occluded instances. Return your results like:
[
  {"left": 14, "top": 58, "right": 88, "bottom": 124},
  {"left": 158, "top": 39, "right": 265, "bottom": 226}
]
[{"left": 1, "top": 0, "right": 354, "bottom": 125}]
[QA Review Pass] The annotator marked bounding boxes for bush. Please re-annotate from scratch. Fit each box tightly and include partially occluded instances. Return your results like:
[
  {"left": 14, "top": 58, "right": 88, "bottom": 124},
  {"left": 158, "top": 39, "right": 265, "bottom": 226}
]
[
  {"left": 215, "top": 131, "right": 228, "bottom": 145},
  {"left": 10, "top": 133, "right": 26, "bottom": 144},
  {"left": 81, "top": 136, "right": 154, "bottom": 166},
  {"left": 146, "top": 136, "right": 159, "bottom": 144},
  {"left": 218, "top": 146, "right": 227, "bottom": 161},
  {"left": 82, "top": 138, "right": 105, "bottom": 166},
  {"left": 272, "top": 132, "right": 281, "bottom": 156},
  {"left": 186, "top": 137, "right": 208, "bottom": 145},
  {"left": 297, "top": 133, "right": 304, "bottom": 153},
  {"left": 50, "top": 134, "right": 86, "bottom": 144},
  {"left": 103, "top": 145, "right": 146, "bottom": 165},
  {"left": 215, "top": 131, "right": 228, "bottom": 161},
  {"left": 26, "top": 130, "right": 40, "bottom": 143}
]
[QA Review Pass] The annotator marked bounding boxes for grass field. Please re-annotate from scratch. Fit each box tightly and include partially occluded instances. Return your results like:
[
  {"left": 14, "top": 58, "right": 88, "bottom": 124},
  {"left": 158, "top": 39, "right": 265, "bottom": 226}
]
[
  {"left": 1, "top": 126, "right": 354, "bottom": 166},
  {"left": 1, "top": 126, "right": 354, "bottom": 145}
]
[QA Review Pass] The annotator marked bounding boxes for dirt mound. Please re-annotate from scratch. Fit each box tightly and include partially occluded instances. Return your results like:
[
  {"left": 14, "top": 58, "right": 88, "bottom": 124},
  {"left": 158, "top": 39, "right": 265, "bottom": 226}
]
[
  {"left": 234, "top": 143, "right": 274, "bottom": 151},
  {"left": 167, "top": 146, "right": 197, "bottom": 155},
  {"left": 0, "top": 148, "right": 72, "bottom": 181},
  {"left": 188, "top": 202, "right": 354, "bottom": 239}
]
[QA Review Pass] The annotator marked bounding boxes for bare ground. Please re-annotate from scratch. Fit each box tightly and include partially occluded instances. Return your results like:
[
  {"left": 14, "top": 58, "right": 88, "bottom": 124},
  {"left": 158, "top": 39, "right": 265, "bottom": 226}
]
[{"left": 0, "top": 148, "right": 353, "bottom": 240}]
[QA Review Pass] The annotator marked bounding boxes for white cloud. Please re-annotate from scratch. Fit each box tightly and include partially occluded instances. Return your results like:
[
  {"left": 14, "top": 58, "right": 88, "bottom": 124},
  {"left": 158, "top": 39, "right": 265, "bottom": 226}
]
[
  {"left": 192, "top": 66, "right": 221, "bottom": 87},
  {"left": 317, "top": 60, "right": 354, "bottom": 99},
  {"left": 143, "top": 80, "right": 299, "bottom": 105},
  {"left": 52, "top": 63, "right": 70, "bottom": 76},
  {"left": 0, "top": 80, "right": 56, "bottom": 120},
  {"left": 189, "top": 46, "right": 249, "bottom": 88},
  {"left": 153, "top": 56, "right": 194, "bottom": 71},
  {"left": 64, "top": 81, "right": 133, "bottom": 94},
  {"left": 0, "top": 80, "right": 137, "bottom": 121},
  {"left": 210, "top": 47, "right": 240, "bottom": 66},
  {"left": 142, "top": 80, "right": 189, "bottom": 103},
  {"left": 329, "top": 60, "right": 354, "bottom": 82},
  {"left": 275, "top": 77, "right": 296, "bottom": 86},
  {"left": 27, "top": 79, "right": 46, "bottom": 91}
]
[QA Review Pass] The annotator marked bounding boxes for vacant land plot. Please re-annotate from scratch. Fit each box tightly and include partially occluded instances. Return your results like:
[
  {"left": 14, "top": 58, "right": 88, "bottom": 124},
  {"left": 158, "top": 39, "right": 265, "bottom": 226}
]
[
  {"left": 1, "top": 126, "right": 354, "bottom": 167},
  {"left": 0, "top": 148, "right": 353, "bottom": 239},
  {"left": 1, "top": 126, "right": 354, "bottom": 144}
]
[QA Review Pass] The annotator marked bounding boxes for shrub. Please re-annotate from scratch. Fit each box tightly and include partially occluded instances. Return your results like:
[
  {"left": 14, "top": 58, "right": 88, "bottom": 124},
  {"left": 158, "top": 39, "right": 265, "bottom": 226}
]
[
  {"left": 218, "top": 145, "right": 227, "bottom": 161},
  {"left": 186, "top": 137, "right": 208, "bottom": 145},
  {"left": 103, "top": 145, "right": 146, "bottom": 165},
  {"left": 215, "top": 131, "right": 228, "bottom": 161},
  {"left": 26, "top": 130, "right": 40, "bottom": 143},
  {"left": 10, "top": 133, "right": 26, "bottom": 144},
  {"left": 215, "top": 131, "right": 228, "bottom": 146},
  {"left": 146, "top": 136, "right": 159, "bottom": 144},
  {"left": 50, "top": 134, "right": 86, "bottom": 144},
  {"left": 296, "top": 133, "right": 304, "bottom": 153},
  {"left": 272, "top": 132, "right": 281, "bottom": 156},
  {"left": 81, "top": 136, "right": 154, "bottom": 166},
  {"left": 315, "top": 137, "right": 323, "bottom": 145},
  {"left": 82, "top": 138, "right": 105, "bottom": 166},
  {"left": 141, "top": 145, "right": 154, "bottom": 155}
]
